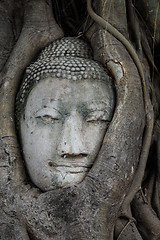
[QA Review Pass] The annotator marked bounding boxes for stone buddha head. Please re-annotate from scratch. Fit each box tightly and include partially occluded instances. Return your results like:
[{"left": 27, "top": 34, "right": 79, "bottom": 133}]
[{"left": 16, "top": 37, "right": 115, "bottom": 191}]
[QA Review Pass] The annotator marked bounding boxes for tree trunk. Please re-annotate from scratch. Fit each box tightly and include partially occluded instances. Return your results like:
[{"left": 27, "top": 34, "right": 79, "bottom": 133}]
[{"left": 0, "top": 0, "right": 160, "bottom": 239}]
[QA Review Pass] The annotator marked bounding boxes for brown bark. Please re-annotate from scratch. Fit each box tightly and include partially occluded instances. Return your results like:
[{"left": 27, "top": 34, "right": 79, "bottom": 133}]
[
  {"left": 132, "top": 191, "right": 160, "bottom": 240},
  {"left": 0, "top": 0, "right": 63, "bottom": 238},
  {"left": 17, "top": 1, "right": 146, "bottom": 239},
  {"left": 0, "top": 0, "right": 160, "bottom": 239},
  {"left": 0, "top": 0, "right": 15, "bottom": 70}
]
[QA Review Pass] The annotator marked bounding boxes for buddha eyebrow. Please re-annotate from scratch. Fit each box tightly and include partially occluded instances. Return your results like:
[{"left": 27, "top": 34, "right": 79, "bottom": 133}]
[
  {"left": 87, "top": 101, "right": 112, "bottom": 109},
  {"left": 85, "top": 102, "right": 113, "bottom": 117},
  {"left": 86, "top": 109, "right": 111, "bottom": 118},
  {"left": 88, "top": 100, "right": 109, "bottom": 105}
]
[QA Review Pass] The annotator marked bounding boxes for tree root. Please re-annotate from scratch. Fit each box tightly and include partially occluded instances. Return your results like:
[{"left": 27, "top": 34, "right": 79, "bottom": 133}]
[
  {"left": 0, "top": 0, "right": 63, "bottom": 184},
  {"left": 0, "top": 0, "right": 15, "bottom": 70},
  {"left": 0, "top": 1, "right": 63, "bottom": 238},
  {"left": 117, "top": 220, "right": 138, "bottom": 240},
  {"left": 132, "top": 190, "right": 160, "bottom": 240},
  {"left": 87, "top": 0, "right": 154, "bottom": 216},
  {"left": 115, "top": 218, "right": 143, "bottom": 240}
]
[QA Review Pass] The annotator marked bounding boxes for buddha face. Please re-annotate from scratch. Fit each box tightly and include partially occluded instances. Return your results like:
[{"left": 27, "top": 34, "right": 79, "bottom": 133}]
[{"left": 20, "top": 77, "right": 114, "bottom": 191}]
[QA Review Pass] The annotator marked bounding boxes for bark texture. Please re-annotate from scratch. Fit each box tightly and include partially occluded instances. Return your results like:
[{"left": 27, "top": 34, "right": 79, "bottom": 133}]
[{"left": 0, "top": 0, "right": 160, "bottom": 239}]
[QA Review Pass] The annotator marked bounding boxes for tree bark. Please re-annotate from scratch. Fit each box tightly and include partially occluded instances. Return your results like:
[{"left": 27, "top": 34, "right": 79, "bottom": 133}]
[{"left": 0, "top": 0, "right": 160, "bottom": 239}]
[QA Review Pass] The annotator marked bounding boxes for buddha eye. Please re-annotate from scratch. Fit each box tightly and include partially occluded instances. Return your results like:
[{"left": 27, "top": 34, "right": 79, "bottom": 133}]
[
  {"left": 35, "top": 108, "right": 61, "bottom": 124},
  {"left": 86, "top": 110, "right": 109, "bottom": 123},
  {"left": 35, "top": 115, "right": 61, "bottom": 125},
  {"left": 37, "top": 114, "right": 60, "bottom": 120},
  {"left": 86, "top": 117, "right": 108, "bottom": 123}
]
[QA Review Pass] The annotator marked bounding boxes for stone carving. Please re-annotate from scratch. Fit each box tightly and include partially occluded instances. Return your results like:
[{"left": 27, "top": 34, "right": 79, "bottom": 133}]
[{"left": 16, "top": 37, "right": 115, "bottom": 191}]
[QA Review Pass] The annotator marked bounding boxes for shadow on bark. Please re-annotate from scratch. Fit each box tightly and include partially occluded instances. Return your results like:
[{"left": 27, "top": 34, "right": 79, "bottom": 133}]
[{"left": 0, "top": 0, "right": 160, "bottom": 239}]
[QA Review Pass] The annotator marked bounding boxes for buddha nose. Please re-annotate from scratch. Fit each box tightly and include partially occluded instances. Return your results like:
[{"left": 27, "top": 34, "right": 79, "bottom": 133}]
[{"left": 58, "top": 111, "right": 88, "bottom": 158}]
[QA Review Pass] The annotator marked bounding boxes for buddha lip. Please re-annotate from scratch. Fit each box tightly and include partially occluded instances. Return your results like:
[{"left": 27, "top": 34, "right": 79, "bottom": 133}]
[
  {"left": 48, "top": 161, "right": 92, "bottom": 168},
  {"left": 55, "top": 166, "right": 89, "bottom": 174},
  {"left": 54, "top": 164, "right": 91, "bottom": 168}
]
